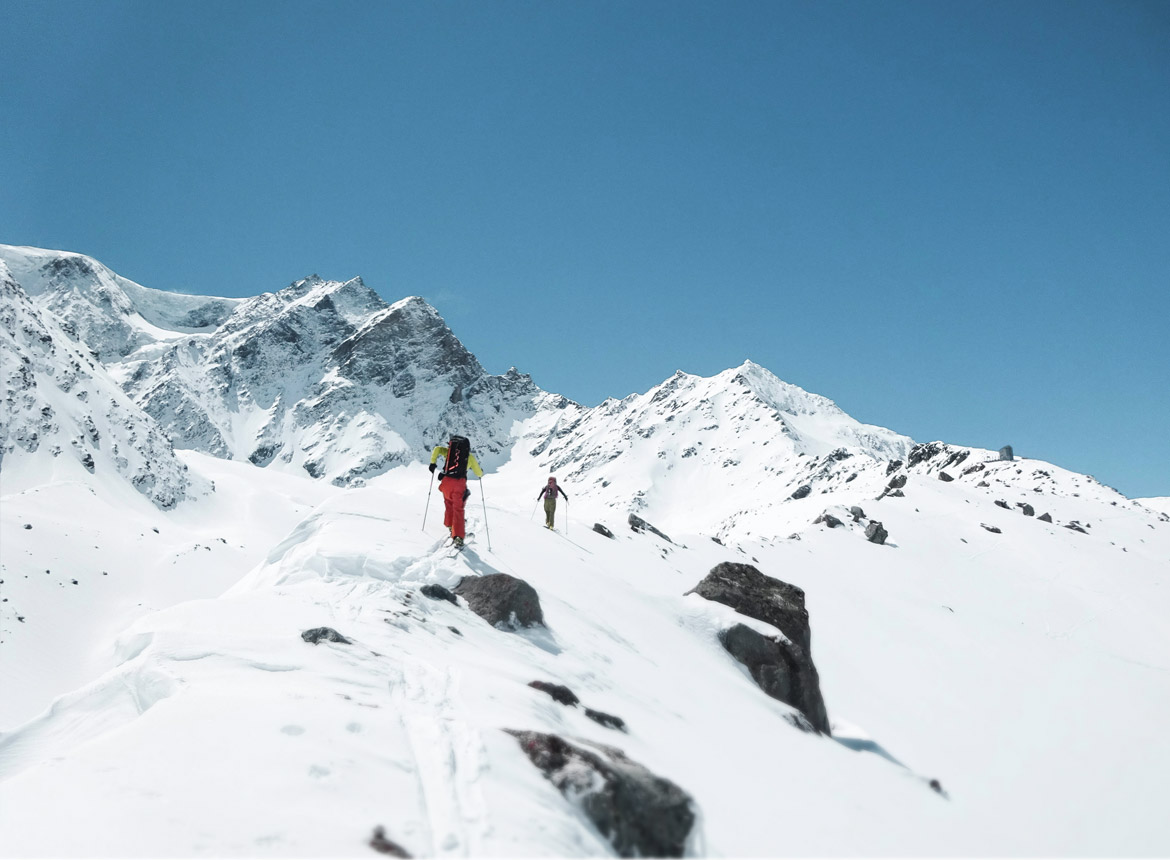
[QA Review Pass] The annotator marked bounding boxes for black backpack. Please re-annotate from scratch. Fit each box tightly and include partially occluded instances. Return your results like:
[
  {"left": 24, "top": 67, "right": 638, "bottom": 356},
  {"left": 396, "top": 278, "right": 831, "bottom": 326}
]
[{"left": 445, "top": 435, "right": 471, "bottom": 479}]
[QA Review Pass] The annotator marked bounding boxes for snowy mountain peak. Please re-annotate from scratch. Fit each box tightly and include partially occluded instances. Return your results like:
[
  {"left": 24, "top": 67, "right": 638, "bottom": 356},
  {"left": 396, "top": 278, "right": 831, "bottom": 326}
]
[{"left": 0, "top": 265, "right": 201, "bottom": 507}]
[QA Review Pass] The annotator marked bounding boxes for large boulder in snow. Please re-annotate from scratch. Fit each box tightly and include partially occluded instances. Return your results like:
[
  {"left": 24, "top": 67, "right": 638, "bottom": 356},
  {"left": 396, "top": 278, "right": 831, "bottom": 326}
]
[
  {"left": 454, "top": 573, "right": 544, "bottom": 630},
  {"left": 688, "top": 562, "right": 812, "bottom": 652},
  {"left": 865, "top": 521, "right": 888, "bottom": 544},
  {"left": 505, "top": 730, "right": 694, "bottom": 857},
  {"left": 686, "top": 562, "right": 830, "bottom": 734},
  {"left": 719, "top": 623, "right": 831, "bottom": 734}
]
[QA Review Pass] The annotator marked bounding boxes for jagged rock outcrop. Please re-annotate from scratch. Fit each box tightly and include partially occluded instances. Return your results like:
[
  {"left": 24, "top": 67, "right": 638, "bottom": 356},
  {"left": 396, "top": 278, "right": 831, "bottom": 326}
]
[
  {"left": 0, "top": 262, "right": 197, "bottom": 508},
  {"left": 628, "top": 513, "right": 672, "bottom": 543},
  {"left": 454, "top": 574, "right": 544, "bottom": 630},
  {"left": 686, "top": 562, "right": 830, "bottom": 733},
  {"left": 505, "top": 731, "right": 694, "bottom": 857}
]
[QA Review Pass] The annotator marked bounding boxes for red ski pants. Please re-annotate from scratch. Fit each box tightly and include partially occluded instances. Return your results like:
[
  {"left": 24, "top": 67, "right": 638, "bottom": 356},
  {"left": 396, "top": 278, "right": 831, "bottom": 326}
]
[{"left": 441, "top": 477, "right": 469, "bottom": 538}]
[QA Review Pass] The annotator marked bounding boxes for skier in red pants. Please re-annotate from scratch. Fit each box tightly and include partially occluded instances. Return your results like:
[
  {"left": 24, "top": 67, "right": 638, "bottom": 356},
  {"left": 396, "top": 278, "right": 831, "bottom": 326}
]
[{"left": 429, "top": 435, "right": 483, "bottom": 548}]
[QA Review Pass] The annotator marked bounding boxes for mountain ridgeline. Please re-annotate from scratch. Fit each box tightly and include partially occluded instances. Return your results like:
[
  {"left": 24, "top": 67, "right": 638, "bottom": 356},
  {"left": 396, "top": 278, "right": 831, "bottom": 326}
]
[{"left": 0, "top": 244, "right": 916, "bottom": 532}]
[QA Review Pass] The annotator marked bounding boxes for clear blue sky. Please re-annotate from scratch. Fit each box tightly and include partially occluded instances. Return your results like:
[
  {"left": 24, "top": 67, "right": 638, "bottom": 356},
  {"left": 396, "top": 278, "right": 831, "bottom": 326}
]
[{"left": 4, "top": 0, "right": 1168, "bottom": 497}]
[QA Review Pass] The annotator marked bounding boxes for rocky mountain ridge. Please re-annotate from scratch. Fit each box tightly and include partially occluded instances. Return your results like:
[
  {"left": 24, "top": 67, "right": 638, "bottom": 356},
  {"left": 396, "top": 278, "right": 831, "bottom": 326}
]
[{"left": 0, "top": 259, "right": 200, "bottom": 508}]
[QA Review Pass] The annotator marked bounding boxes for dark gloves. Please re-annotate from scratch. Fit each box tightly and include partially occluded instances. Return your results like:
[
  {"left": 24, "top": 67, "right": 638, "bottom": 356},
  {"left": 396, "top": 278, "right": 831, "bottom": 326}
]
[
  {"left": 463, "top": 489, "right": 471, "bottom": 502},
  {"left": 428, "top": 462, "right": 437, "bottom": 473}
]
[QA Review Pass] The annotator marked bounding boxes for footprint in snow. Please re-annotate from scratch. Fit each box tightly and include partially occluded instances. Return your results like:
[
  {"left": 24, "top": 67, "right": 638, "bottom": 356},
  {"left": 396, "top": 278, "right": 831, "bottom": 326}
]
[{"left": 280, "top": 724, "right": 305, "bottom": 736}]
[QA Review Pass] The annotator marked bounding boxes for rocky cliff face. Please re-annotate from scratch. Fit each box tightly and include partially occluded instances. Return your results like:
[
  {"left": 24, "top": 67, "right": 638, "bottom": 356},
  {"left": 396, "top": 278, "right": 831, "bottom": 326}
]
[
  {"left": 0, "top": 247, "right": 567, "bottom": 487},
  {"left": 0, "top": 261, "right": 199, "bottom": 508},
  {"left": 116, "top": 277, "right": 564, "bottom": 486}
]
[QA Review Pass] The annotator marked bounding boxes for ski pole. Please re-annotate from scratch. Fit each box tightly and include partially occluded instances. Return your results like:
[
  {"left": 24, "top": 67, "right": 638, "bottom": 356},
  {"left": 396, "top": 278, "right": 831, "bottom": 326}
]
[
  {"left": 565, "top": 500, "right": 569, "bottom": 536},
  {"left": 530, "top": 498, "right": 540, "bottom": 521},
  {"left": 422, "top": 469, "right": 435, "bottom": 530},
  {"left": 480, "top": 479, "right": 493, "bottom": 551}
]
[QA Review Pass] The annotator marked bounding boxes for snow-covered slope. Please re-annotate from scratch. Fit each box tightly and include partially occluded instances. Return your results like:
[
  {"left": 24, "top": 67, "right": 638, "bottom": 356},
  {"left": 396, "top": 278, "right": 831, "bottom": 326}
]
[
  {"left": 1137, "top": 496, "right": 1170, "bottom": 516},
  {"left": 1, "top": 453, "right": 1167, "bottom": 856},
  {"left": 2, "top": 245, "right": 1169, "bottom": 856},
  {"left": 0, "top": 262, "right": 201, "bottom": 509},
  {"left": 500, "top": 361, "right": 913, "bottom": 539}
]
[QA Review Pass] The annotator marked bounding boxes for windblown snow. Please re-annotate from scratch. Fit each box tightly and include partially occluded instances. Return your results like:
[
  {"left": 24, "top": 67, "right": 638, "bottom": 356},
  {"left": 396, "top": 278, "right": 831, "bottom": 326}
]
[{"left": 1, "top": 245, "right": 1168, "bottom": 857}]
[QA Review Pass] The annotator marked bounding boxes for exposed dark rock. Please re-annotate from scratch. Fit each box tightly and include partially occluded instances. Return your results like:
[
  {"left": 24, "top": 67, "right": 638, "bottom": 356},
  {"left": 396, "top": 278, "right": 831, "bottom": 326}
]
[
  {"left": 865, "top": 521, "right": 888, "bottom": 545},
  {"left": 301, "top": 627, "right": 351, "bottom": 645},
  {"left": 907, "top": 441, "right": 943, "bottom": 467},
  {"left": 977, "top": 480, "right": 991, "bottom": 488},
  {"left": 887, "top": 474, "right": 908, "bottom": 490},
  {"left": 448, "top": 626, "right": 462, "bottom": 636},
  {"left": 248, "top": 444, "right": 279, "bottom": 467},
  {"left": 886, "top": 460, "right": 903, "bottom": 475},
  {"left": 686, "top": 563, "right": 830, "bottom": 733},
  {"left": 369, "top": 826, "right": 411, "bottom": 857},
  {"left": 888, "top": 489, "right": 905, "bottom": 498},
  {"left": 981, "top": 524, "right": 1002, "bottom": 534},
  {"left": 585, "top": 708, "right": 628, "bottom": 732},
  {"left": 1065, "top": 522, "right": 1088, "bottom": 534},
  {"left": 505, "top": 730, "right": 694, "bottom": 858},
  {"left": 938, "top": 471, "right": 954, "bottom": 482},
  {"left": 628, "top": 513, "right": 672, "bottom": 543},
  {"left": 940, "top": 449, "right": 970, "bottom": 469},
  {"left": 790, "top": 484, "right": 812, "bottom": 500},
  {"left": 994, "top": 500, "right": 1010, "bottom": 509},
  {"left": 1017, "top": 503, "right": 1035, "bottom": 516},
  {"left": 999, "top": 445, "right": 1014, "bottom": 461},
  {"left": 849, "top": 505, "right": 866, "bottom": 522},
  {"left": 23, "top": 523, "right": 32, "bottom": 530},
  {"left": 1038, "top": 512, "right": 1053, "bottom": 523},
  {"left": 593, "top": 523, "right": 615, "bottom": 538},
  {"left": 420, "top": 583, "right": 458, "bottom": 605},
  {"left": 529, "top": 681, "right": 580, "bottom": 707},
  {"left": 814, "top": 512, "right": 843, "bottom": 528},
  {"left": 686, "top": 562, "right": 811, "bottom": 652},
  {"left": 962, "top": 463, "right": 986, "bottom": 476},
  {"left": 718, "top": 623, "right": 830, "bottom": 734},
  {"left": 454, "top": 574, "right": 544, "bottom": 630}
]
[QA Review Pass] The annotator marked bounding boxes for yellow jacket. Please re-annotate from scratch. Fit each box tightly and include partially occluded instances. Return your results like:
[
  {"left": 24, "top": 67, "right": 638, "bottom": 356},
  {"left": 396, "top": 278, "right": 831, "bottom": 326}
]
[{"left": 430, "top": 445, "right": 484, "bottom": 478}]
